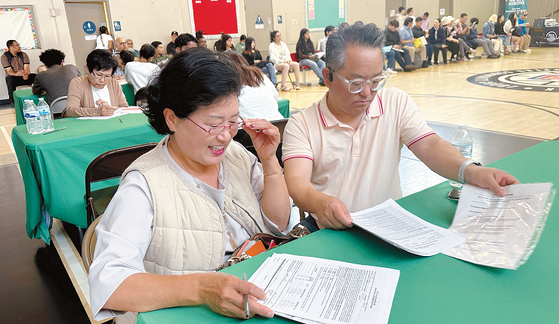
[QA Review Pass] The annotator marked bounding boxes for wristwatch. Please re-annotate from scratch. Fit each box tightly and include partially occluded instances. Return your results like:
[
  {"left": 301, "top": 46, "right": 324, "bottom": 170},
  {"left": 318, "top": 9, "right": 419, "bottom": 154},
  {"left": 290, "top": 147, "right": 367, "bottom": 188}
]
[{"left": 458, "top": 159, "right": 482, "bottom": 184}]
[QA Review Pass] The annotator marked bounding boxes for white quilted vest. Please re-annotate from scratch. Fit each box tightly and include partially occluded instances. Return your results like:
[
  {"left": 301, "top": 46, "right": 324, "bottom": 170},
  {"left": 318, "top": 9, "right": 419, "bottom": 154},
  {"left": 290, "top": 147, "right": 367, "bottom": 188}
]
[{"left": 123, "top": 137, "right": 269, "bottom": 275}]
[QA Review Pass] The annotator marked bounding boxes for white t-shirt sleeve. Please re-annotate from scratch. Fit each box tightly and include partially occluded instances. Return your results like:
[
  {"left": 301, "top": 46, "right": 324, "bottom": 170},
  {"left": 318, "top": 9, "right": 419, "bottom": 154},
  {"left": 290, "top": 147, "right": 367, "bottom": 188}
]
[{"left": 88, "top": 171, "right": 154, "bottom": 320}]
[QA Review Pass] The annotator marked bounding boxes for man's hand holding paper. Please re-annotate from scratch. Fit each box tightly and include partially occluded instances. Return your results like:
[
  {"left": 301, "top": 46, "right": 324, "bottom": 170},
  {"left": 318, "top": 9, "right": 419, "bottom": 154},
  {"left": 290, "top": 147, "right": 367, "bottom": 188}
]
[{"left": 465, "top": 165, "right": 520, "bottom": 197}]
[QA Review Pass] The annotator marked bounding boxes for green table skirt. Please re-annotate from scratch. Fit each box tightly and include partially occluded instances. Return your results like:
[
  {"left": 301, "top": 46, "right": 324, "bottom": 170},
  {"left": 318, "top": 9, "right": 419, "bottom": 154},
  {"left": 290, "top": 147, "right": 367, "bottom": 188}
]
[{"left": 12, "top": 113, "right": 164, "bottom": 243}]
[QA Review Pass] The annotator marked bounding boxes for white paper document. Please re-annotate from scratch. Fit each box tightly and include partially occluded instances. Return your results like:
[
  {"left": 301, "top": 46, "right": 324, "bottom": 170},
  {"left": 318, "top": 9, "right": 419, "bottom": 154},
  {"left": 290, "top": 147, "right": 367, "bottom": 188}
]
[
  {"left": 443, "top": 183, "right": 553, "bottom": 269},
  {"left": 350, "top": 199, "right": 465, "bottom": 256},
  {"left": 77, "top": 107, "right": 143, "bottom": 120},
  {"left": 249, "top": 254, "right": 400, "bottom": 324}
]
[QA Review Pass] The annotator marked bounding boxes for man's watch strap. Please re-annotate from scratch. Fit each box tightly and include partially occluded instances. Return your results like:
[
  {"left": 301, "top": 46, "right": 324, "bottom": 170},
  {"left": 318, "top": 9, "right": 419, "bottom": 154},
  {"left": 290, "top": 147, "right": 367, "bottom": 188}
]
[{"left": 458, "top": 159, "right": 482, "bottom": 184}]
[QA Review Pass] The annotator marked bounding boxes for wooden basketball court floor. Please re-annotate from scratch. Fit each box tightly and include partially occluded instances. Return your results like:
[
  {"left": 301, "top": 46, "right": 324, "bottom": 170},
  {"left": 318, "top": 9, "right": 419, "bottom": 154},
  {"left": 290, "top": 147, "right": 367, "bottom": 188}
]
[{"left": 0, "top": 47, "right": 557, "bottom": 323}]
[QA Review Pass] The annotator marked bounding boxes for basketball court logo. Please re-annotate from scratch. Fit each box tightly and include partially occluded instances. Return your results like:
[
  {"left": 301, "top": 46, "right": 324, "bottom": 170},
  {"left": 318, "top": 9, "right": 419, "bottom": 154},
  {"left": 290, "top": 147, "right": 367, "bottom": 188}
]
[
  {"left": 546, "top": 31, "right": 558, "bottom": 43},
  {"left": 467, "top": 68, "right": 559, "bottom": 93}
]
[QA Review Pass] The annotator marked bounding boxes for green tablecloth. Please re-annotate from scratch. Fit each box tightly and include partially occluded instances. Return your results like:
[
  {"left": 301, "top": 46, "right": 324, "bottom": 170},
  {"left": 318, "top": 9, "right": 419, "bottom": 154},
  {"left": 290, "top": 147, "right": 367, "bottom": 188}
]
[
  {"left": 138, "top": 141, "right": 559, "bottom": 324},
  {"left": 14, "top": 89, "right": 47, "bottom": 125},
  {"left": 277, "top": 97, "right": 290, "bottom": 118},
  {"left": 12, "top": 113, "right": 164, "bottom": 243},
  {"left": 14, "top": 83, "right": 136, "bottom": 125}
]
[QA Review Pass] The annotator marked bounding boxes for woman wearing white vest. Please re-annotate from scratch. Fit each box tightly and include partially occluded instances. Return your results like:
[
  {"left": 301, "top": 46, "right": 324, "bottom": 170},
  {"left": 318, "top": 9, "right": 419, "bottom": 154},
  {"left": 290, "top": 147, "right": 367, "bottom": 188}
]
[{"left": 89, "top": 48, "right": 295, "bottom": 322}]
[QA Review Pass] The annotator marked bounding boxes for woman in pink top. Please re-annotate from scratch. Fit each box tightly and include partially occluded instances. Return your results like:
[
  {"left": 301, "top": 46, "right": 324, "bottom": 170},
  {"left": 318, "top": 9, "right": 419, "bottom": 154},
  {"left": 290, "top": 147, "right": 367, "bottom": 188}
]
[{"left": 65, "top": 49, "right": 128, "bottom": 117}]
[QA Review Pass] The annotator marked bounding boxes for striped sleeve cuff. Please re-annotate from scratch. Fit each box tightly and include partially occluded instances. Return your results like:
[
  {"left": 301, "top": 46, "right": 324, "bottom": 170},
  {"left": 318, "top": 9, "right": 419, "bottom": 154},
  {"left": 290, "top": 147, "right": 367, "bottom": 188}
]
[
  {"left": 282, "top": 154, "right": 314, "bottom": 163},
  {"left": 406, "top": 131, "right": 436, "bottom": 147}
]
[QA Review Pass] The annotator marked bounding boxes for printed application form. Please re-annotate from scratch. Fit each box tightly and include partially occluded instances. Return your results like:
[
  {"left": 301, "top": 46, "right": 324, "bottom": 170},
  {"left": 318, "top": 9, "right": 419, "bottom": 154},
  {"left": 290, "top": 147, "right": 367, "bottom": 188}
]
[
  {"left": 350, "top": 199, "right": 465, "bottom": 256},
  {"left": 443, "top": 183, "right": 554, "bottom": 269},
  {"left": 249, "top": 254, "right": 400, "bottom": 324}
]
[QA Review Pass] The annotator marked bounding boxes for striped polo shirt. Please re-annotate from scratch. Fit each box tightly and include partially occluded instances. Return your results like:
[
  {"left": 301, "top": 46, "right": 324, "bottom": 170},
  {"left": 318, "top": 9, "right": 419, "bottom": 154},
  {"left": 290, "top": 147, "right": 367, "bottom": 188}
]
[{"left": 282, "top": 87, "right": 435, "bottom": 212}]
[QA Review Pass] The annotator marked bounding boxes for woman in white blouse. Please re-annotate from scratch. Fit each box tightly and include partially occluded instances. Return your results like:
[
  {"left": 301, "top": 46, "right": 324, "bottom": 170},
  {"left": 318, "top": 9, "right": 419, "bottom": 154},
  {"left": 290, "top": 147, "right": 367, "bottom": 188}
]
[
  {"left": 95, "top": 26, "right": 114, "bottom": 52},
  {"left": 224, "top": 51, "right": 283, "bottom": 121},
  {"left": 504, "top": 12, "right": 524, "bottom": 53},
  {"left": 268, "top": 30, "right": 300, "bottom": 91},
  {"left": 88, "top": 48, "right": 295, "bottom": 323}
]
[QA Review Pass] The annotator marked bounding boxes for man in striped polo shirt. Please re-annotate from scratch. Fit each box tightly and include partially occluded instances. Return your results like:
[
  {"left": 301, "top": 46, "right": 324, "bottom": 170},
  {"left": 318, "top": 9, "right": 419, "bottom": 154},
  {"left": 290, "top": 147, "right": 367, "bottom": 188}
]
[{"left": 282, "top": 22, "right": 518, "bottom": 229}]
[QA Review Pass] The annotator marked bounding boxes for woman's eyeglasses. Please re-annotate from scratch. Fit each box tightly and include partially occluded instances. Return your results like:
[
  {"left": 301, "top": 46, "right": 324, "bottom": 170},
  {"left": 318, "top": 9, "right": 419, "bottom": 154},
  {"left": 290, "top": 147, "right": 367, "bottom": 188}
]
[
  {"left": 187, "top": 116, "right": 244, "bottom": 135},
  {"left": 90, "top": 71, "right": 112, "bottom": 80}
]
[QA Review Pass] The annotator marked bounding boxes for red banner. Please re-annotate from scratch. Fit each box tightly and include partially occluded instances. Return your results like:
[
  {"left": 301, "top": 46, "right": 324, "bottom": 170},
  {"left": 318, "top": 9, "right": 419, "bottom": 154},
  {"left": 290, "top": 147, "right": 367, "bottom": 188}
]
[{"left": 191, "top": 0, "right": 238, "bottom": 35}]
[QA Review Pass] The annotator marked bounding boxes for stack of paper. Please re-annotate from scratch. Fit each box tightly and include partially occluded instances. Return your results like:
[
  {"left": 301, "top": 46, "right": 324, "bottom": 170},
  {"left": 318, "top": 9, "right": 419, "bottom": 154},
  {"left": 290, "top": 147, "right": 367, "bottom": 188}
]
[
  {"left": 351, "top": 199, "right": 466, "bottom": 256},
  {"left": 249, "top": 254, "right": 400, "bottom": 324}
]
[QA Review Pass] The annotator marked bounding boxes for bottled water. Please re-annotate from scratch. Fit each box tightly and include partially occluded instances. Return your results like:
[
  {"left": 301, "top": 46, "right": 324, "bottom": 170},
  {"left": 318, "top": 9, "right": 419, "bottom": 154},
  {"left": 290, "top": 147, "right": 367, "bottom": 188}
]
[
  {"left": 449, "top": 124, "right": 473, "bottom": 188},
  {"left": 37, "top": 98, "right": 54, "bottom": 132},
  {"left": 23, "top": 100, "right": 43, "bottom": 134}
]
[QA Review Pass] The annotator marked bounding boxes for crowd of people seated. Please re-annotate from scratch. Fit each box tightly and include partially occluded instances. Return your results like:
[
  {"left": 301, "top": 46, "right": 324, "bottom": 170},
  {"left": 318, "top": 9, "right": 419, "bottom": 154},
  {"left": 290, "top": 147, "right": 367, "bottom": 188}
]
[{"left": 383, "top": 7, "right": 533, "bottom": 69}]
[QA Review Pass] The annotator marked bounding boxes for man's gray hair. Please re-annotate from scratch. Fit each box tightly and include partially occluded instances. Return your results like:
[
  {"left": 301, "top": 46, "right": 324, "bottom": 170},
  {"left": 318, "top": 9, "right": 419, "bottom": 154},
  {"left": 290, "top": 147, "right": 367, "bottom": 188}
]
[{"left": 325, "top": 21, "right": 385, "bottom": 71}]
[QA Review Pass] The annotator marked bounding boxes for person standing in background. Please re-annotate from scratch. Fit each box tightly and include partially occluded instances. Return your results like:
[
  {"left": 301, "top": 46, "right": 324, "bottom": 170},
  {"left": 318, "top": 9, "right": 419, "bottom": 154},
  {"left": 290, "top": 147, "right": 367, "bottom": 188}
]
[
  {"left": 95, "top": 26, "right": 113, "bottom": 51},
  {"left": 166, "top": 31, "right": 179, "bottom": 56},
  {"left": 421, "top": 12, "right": 430, "bottom": 30}
]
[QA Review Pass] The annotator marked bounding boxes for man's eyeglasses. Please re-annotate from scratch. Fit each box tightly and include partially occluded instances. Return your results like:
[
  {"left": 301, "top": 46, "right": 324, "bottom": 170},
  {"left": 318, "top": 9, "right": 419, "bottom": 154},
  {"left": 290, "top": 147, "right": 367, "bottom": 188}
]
[
  {"left": 117, "top": 42, "right": 127, "bottom": 46},
  {"left": 332, "top": 70, "right": 390, "bottom": 93},
  {"left": 187, "top": 116, "right": 244, "bottom": 135},
  {"left": 11, "top": 44, "right": 20, "bottom": 48},
  {"left": 90, "top": 71, "right": 112, "bottom": 80}
]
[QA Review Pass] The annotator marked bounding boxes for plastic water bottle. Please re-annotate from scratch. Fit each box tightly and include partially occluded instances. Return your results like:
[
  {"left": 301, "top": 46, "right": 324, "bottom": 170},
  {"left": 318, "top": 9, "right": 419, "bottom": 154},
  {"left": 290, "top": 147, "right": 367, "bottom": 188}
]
[
  {"left": 449, "top": 124, "right": 473, "bottom": 188},
  {"left": 37, "top": 98, "right": 54, "bottom": 132},
  {"left": 23, "top": 100, "right": 43, "bottom": 134}
]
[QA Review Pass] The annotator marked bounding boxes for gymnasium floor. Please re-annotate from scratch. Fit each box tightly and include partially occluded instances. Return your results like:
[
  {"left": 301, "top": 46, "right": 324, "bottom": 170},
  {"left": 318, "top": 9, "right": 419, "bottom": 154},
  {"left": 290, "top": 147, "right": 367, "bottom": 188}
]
[{"left": 0, "top": 46, "right": 557, "bottom": 323}]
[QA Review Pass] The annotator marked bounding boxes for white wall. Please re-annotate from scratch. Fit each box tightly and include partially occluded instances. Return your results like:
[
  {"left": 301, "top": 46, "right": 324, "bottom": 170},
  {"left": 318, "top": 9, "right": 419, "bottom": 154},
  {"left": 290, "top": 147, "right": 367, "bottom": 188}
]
[{"left": 1, "top": 0, "right": 74, "bottom": 101}]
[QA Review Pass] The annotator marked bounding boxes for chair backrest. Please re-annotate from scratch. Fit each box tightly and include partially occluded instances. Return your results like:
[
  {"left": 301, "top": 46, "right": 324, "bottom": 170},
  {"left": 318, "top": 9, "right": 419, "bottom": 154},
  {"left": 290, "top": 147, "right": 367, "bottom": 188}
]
[
  {"left": 290, "top": 53, "right": 299, "bottom": 63},
  {"left": 233, "top": 118, "right": 289, "bottom": 167},
  {"left": 81, "top": 215, "right": 102, "bottom": 273},
  {"left": 50, "top": 96, "right": 67, "bottom": 117},
  {"left": 85, "top": 143, "right": 158, "bottom": 225}
]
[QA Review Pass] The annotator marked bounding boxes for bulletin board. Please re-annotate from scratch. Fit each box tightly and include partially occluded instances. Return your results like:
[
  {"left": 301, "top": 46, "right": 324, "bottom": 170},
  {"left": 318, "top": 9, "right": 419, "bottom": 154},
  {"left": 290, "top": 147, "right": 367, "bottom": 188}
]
[
  {"left": 188, "top": 0, "right": 241, "bottom": 39},
  {"left": 0, "top": 7, "right": 39, "bottom": 52},
  {"left": 306, "top": 0, "right": 346, "bottom": 31}
]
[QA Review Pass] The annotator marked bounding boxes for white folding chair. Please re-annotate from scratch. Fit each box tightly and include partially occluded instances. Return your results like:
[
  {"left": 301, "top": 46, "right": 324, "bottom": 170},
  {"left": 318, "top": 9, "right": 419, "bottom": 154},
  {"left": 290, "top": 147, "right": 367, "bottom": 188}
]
[{"left": 49, "top": 96, "right": 67, "bottom": 119}]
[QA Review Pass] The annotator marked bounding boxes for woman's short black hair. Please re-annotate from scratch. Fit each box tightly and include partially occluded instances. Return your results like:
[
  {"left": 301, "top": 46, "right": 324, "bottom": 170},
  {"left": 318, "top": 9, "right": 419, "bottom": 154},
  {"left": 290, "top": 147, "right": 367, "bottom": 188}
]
[
  {"left": 99, "top": 26, "right": 107, "bottom": 34},
  {"left": 144, "top": 47, "right": 241, "bottom": 135},
  {"left": 39, "top": 49, "right": 66, "bottom": 67},
  {"left": 119, "top": 50, "right": 134, "bottom": 65},
  {"left": 86, "top": 49, "right": 118, "bottom": 74}
]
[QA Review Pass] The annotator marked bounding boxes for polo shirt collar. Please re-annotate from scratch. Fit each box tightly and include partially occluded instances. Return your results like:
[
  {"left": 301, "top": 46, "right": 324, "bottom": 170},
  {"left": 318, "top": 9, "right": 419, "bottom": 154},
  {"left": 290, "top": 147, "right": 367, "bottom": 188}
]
[{"left": 318, "top": 91, "right": 384, "bottom": 128}]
